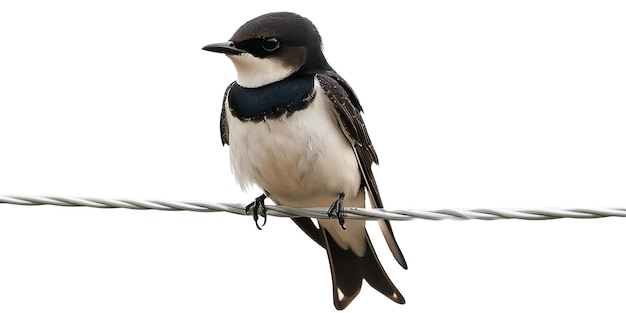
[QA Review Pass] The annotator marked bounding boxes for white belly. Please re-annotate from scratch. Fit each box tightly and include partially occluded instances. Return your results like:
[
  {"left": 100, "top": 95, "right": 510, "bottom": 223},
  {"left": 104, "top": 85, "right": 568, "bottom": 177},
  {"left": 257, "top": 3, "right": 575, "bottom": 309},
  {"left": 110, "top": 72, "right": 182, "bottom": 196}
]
[{"left": 225, "top": 82, "right": 362, "bottom": 206}]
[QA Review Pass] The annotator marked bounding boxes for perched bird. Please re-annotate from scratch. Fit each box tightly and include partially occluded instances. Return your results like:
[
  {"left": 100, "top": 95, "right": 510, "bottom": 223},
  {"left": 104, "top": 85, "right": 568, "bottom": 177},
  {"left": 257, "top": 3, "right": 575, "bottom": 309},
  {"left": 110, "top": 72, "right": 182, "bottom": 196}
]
[{"left": 202, "top": 12, "right": 407, "bottom": 310}]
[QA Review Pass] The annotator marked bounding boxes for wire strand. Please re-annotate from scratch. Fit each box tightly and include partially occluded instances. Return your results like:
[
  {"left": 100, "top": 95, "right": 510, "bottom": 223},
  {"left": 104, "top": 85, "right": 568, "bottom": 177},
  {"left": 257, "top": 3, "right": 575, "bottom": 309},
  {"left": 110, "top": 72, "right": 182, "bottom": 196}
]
[{"left": 2, "top": 194, "right": 626, "bottom": 221}]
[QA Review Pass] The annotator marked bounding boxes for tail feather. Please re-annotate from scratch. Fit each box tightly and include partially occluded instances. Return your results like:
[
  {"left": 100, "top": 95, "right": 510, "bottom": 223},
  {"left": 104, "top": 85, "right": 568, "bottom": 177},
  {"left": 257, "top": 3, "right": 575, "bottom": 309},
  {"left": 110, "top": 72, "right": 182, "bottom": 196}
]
[
  {"left": 291, "top": 217, "right": 325, "bottom": 248},
  {"left": 362, "top": 234, "right": 405, "bottom": 303},
  {"left": 322, "top": 227, "right": 404, "bottom": 310}
]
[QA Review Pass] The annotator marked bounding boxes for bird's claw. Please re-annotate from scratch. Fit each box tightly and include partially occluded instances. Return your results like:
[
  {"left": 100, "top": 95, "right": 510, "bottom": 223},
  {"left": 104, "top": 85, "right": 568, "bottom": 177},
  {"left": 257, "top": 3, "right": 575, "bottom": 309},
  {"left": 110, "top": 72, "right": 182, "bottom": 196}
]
[
  {"left": 327, "top": 192, "right": 346, "bottom": 230},
  {"left": 245, "top": 194, "right": 268, "bottom": 230}
]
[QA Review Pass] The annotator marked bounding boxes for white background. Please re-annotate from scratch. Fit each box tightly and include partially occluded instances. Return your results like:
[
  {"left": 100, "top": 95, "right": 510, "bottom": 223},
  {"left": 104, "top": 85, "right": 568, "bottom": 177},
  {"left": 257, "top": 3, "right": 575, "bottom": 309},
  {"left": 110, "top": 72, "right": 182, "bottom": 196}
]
[{"left": 1, "top": 1, "right": 626, "bottom": 312}]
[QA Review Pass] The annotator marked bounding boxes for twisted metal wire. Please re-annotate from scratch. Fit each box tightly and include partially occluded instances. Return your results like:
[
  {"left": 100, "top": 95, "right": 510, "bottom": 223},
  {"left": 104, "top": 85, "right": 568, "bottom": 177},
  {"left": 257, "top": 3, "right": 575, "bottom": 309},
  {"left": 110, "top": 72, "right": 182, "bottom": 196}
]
[{"left": 2, "top": 195, "right": 626, "bottom": 221}]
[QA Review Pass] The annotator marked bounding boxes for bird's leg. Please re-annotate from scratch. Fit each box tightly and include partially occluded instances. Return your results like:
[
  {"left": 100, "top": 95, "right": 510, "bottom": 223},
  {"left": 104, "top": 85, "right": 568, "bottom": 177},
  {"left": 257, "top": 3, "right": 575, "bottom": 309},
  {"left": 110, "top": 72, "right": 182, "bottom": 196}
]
[
  {"left": 327, "top": 192, "right": 346, "bottom": 230},
  {"left": 245, "top": 194, "right": 267, "bottom": 230}
]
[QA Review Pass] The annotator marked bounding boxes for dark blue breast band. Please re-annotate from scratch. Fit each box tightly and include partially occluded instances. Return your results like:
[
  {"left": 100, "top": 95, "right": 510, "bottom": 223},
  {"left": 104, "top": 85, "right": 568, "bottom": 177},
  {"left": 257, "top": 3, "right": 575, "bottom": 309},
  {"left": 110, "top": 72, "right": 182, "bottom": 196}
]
[{"left": 227, "top": 74, "right": 316, "bottom": 121}]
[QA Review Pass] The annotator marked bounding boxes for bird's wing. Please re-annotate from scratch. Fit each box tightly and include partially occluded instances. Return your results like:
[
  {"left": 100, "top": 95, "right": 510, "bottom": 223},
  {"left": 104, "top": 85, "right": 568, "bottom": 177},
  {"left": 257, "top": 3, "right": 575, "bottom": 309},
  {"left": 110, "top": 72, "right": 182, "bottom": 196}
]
[
  {"left": 317, "top": 72, "right": 408, "bottom": 269},
  {"left": 219, "top": 82, "right": 235, "bottom": 146}
]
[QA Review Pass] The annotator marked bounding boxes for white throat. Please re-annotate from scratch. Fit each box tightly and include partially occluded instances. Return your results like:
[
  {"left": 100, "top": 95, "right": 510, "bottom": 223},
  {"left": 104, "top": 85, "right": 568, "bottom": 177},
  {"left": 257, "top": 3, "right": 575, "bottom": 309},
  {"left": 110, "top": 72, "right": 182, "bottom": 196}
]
[{"left": 227, "top": 53, "right": 299, "bottom": 88}]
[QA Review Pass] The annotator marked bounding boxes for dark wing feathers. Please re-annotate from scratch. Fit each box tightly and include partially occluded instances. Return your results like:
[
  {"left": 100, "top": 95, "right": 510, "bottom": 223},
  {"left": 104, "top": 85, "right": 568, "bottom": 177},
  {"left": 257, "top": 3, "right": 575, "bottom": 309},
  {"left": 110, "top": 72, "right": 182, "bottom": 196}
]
[
  {"left": 219, "top": 82, "right": 235, "bottom": 146},
  {"left": 317, "top": 72, "right": 407, "bottom": 269},
  {"left": 317, "top": 72, "right": 378, "bottom": 165}
]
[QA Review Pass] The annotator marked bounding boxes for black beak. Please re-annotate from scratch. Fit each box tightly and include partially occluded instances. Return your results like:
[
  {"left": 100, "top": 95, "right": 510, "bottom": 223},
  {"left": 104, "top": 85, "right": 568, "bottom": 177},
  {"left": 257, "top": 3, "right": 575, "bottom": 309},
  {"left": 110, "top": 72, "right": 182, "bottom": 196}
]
[{"left": 202, "top": 41, "right": 246, "bottom": 55}]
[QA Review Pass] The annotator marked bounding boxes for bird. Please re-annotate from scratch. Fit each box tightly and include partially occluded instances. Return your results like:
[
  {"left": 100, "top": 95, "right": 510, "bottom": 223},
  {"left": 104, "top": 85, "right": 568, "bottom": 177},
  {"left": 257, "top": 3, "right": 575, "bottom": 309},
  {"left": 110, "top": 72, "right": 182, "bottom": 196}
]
[{"left": 202, "top": 12, "right": 407, "bottom": 310}]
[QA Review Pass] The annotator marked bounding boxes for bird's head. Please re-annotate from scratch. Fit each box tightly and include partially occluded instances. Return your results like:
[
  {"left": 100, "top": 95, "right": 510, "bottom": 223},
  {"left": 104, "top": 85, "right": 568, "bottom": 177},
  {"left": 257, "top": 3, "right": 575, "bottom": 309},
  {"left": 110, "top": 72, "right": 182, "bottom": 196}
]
[{"left": 203, "top": 12, "right": 332, "bottom": 88}]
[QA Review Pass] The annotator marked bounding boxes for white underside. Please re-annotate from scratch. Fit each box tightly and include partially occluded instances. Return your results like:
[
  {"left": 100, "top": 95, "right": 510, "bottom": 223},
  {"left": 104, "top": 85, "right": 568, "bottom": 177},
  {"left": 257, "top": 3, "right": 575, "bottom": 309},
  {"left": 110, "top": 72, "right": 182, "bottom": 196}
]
[{"left": 225, "top": 79, "right": 367, "bottom": 255}]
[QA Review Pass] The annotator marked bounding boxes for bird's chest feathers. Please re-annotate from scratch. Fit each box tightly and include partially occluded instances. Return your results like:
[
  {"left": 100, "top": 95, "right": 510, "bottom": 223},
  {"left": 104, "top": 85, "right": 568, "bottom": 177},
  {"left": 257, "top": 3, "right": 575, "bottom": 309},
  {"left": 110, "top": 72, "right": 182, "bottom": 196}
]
[{"left": 225, "top": 82, "right": 361, "bottom": 199}]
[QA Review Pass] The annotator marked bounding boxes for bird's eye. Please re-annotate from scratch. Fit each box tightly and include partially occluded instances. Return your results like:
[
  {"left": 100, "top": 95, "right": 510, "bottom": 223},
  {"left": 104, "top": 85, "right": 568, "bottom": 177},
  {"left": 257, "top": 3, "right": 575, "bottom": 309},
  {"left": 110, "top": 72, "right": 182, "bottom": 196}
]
[{"left": 261, "top": 37, "right": 280, "bottom": 52}]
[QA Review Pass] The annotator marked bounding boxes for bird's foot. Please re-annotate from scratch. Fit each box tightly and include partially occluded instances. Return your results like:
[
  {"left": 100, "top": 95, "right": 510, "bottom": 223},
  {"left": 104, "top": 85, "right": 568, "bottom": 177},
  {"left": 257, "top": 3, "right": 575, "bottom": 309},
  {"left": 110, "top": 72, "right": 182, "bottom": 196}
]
[
  {"left": 327, "top": 192, "right": 346, "bottom": 230},
  {"left": 245, "top": 194, "right": 267, "bottom": 230}
]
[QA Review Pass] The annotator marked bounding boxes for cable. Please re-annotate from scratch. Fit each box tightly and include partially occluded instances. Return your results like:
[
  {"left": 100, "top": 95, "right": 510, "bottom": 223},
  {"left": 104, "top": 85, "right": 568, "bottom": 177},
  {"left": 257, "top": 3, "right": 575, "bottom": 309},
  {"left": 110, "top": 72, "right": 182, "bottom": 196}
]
[{"left": 2, "top": 194, "right": 626, "bottom": 221}]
